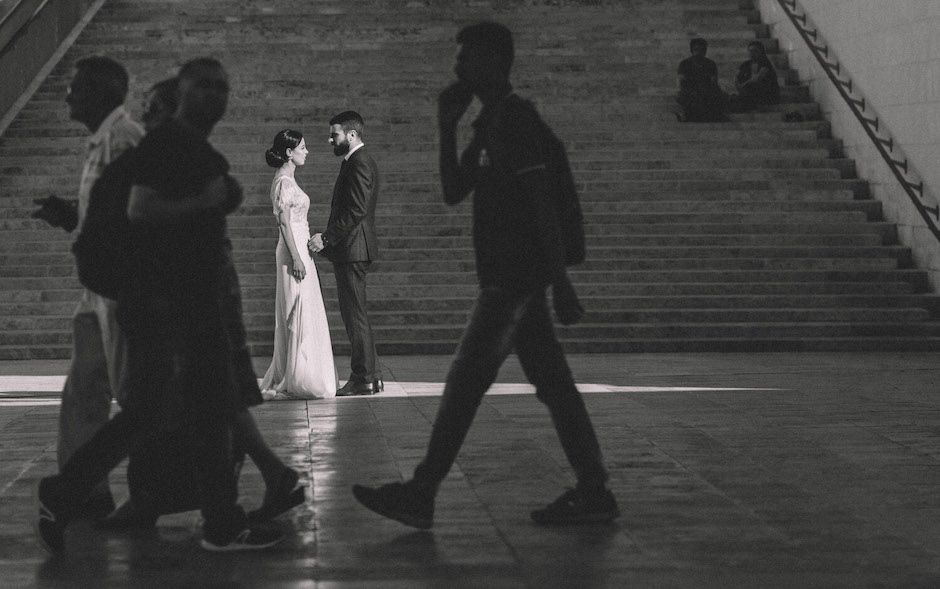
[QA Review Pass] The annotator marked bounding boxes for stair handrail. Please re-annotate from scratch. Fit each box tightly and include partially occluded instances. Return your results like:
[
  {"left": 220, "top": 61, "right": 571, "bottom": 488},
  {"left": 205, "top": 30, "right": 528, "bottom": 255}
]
[
  {"left": 0, "top": 0, "right": 51, "bottom": 58},
  {"left": 775, "top": 0, "right": 940, "bottom": 243}
]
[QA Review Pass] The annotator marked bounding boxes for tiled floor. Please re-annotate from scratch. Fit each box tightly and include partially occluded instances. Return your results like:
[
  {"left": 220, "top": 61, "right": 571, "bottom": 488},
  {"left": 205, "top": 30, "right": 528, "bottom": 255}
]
[{"left": 2, "top": 353, "right": 940, "bottom": 588}]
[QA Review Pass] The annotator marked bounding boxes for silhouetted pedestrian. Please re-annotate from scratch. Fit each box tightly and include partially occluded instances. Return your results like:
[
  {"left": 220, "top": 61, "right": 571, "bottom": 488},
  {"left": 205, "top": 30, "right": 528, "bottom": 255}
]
[
  {"left": 31, "top": 55, "right": 144, "bottom": 520},
  {"left": 352, "top": 22, "right": 619, "bottom": 529},
  {"left": 35, "top": 59, "right": 285, "bottom": 554}
]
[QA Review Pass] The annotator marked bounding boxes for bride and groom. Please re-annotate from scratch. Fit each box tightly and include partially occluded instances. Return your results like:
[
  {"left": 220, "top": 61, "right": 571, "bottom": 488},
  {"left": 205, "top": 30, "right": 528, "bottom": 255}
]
[{"left": 260, "top": 111, "right": 383, "bottom": 400}]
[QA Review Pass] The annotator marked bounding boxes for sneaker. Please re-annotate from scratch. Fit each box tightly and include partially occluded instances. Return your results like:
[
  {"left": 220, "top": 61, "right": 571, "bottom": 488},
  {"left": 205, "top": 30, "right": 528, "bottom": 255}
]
[
  {"left": 200, "top": 527, "right": 286, "bottom": 552},
  {"left": 35, "top": 478, "right": 69, "bottom": 554},
  {"left": 530, "top": 487, "right": 620, "bottom": 525},
  {"left": 351, "top": 481, "right": 434, "bottom": 530}
]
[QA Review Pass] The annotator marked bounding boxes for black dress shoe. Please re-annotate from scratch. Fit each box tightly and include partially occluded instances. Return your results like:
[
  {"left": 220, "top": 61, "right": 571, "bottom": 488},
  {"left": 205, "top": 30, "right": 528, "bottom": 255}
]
[
  {"left": 247, "top": 468, "right": 306, "bottom": 524},
  {"left": 336, "top": 380, "right": 376, "bottom": 396},
  {"left": 352, "top": 481, "right": 435, "bottom": 529},
  {"left": 373, "top": 379, "right": 384, "bottom": 393}
]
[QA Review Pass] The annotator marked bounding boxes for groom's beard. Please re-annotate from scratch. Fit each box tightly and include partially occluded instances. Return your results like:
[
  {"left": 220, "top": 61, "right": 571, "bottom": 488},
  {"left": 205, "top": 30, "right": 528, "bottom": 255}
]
[{"left": 332, "top": 140, "right": 350, "bottom": 157}]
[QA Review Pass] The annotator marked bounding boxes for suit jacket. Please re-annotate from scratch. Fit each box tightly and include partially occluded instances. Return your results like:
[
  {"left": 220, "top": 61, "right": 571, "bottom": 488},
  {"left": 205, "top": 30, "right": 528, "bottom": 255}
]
[{"left": 322, "top": 147, "right": 380, "bottom": 264}]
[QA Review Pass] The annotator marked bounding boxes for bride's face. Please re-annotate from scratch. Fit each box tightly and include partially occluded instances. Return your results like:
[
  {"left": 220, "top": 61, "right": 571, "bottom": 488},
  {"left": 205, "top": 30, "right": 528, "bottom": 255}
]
[{"left": 288, "top": 139, "right": 308, "bottom": 166}]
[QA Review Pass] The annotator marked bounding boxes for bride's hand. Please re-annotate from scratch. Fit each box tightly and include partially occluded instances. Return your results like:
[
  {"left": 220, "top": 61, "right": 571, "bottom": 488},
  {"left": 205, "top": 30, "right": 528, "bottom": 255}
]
[{"left": 291, "top": 259, "right": 306, "bottom": 281}]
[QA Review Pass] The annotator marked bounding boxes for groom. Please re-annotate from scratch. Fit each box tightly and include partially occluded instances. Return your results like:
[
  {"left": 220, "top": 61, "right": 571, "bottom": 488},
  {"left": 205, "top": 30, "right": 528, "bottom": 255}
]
[{"left": 310, "top": 111, "right": 383, "bottom": 396}]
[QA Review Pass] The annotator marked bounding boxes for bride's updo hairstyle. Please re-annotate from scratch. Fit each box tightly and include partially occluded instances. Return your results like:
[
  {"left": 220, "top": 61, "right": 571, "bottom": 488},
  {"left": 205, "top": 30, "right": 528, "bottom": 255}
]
[{"left": 265, "top": 129, "right": 304, "bottom": 168}]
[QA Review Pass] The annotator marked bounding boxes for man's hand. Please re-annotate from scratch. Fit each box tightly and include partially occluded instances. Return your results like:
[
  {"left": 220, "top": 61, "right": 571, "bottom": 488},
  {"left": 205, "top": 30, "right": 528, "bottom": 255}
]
[
  {"left": 31, "top": 195, "right": 78, "bottom": 232},
  {"left": 309, "top": 233, "right": 325, "bottom": 254},
  {"left": 553, "top": 278, "right": 585, "bottom": 326},
  {"left": 438, "top": 82, "right": 474, "bottom": 131}
]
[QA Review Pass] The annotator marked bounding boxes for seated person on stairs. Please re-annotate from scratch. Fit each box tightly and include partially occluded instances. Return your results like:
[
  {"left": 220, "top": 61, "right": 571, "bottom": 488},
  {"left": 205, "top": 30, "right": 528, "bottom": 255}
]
[
  {"left": 731, "top": 40, "right": 780, "bottom": 111},
  {"left": 675, "top": 38, "right": 729, "bottom": 122}
]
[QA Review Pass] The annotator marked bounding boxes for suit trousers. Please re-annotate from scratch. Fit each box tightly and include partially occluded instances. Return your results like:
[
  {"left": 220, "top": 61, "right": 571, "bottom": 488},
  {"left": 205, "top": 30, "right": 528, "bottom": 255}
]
[
  {"left": 57, "top": 289, "right": 128, "bottom": 502},
  {"left": 412, "top": 286, "right": 608, "bottom": 491},
  {"left": 333, "top": 261, "right": 380, "bottom": 382}
]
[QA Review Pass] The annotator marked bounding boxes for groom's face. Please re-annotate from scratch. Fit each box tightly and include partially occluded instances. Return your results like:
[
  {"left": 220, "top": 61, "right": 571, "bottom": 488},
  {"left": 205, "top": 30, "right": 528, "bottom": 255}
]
[{"left": 329, "top": 123, "right": 350, "bottom": 157}]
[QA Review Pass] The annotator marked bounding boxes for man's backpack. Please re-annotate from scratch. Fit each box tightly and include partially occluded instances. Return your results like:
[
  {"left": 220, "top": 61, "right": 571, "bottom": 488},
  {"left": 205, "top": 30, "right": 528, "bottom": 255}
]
[
  {"left": 544, "top": 129, "right": 586, "bottom": 266},
  {"left": 506, "top": 96, "right": 586, "bottom": 266},
  {"left": 71, "top": 150, "right": 135, "bottom": 300}
]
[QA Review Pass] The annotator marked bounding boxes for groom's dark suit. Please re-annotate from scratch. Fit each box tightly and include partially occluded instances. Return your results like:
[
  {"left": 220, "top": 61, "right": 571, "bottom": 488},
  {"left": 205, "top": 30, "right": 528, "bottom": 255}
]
[{"left": 321, "top": 146, "right": 381, "bottom": 386}]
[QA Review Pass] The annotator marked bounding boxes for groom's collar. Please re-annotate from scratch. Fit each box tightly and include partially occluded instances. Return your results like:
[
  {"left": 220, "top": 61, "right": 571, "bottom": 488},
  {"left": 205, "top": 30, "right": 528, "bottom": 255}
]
[{"left": 344, "top": 142, "right": 365, "bottom": 161}]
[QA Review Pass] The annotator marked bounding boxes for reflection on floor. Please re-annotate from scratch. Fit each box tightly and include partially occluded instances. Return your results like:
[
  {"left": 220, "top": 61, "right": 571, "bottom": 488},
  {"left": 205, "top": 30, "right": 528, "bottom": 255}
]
[{"left": 2, "top": 353, "right": 940, "bottom": 588}]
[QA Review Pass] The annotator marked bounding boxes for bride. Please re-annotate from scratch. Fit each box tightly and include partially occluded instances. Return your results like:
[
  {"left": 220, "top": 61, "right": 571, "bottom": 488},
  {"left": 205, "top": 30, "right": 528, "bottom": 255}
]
[{"left": 260, "top": 129, "right": 338, "bottom": 399}]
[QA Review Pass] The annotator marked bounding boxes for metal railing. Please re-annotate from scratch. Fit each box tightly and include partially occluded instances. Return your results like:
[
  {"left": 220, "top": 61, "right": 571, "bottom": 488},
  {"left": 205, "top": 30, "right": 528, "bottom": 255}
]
[
  {"left": 0, "top": 0, "right": 101, "bottom": 138},
  {"left": 775, "top": 0, "right": 940, "bottom": 242},
  {"left": 0, "top": 0, "right": 50, "bottom": 58}
]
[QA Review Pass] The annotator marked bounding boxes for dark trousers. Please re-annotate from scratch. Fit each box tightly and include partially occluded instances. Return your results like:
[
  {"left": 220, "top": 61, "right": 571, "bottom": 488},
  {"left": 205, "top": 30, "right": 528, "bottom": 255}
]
[
  {"left": 333, "top": 261, "right": 380, "bottom": 382},
  {"left": 412, "top": 286, "right": 608, "bottom": 491},
  {"left": 124, "top": 249, "right": 257, "bottom": 516},
  {"left": 50, "top": 330, "right": 246, "bottom": 544}
]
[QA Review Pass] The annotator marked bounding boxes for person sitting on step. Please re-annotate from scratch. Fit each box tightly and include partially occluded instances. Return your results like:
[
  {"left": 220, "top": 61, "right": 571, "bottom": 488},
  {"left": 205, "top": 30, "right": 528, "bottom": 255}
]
[
  {"left": 731, "top": 40, "right": 780, "bottom": 111},
  {"left": 675, "top": 38, "right": 729, "bottom": 122}
]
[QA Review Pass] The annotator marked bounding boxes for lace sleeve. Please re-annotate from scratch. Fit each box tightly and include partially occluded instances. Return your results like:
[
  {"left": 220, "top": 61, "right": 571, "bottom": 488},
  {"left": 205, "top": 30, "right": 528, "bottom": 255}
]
[{"left": 271, "top": 177, "right": 296, "bottom": 215}]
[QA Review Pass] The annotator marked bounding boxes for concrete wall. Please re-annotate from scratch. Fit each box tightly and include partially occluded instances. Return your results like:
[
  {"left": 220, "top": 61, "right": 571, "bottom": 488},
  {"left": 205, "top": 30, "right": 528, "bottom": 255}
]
[{"left": 757, "top": 0, "right": 940, "bottom": 291}]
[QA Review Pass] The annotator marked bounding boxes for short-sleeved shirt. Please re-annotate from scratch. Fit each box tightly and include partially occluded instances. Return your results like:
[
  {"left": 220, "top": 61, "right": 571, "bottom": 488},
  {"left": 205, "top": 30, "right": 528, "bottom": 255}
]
[
  {"left": 77, "top": 105, "right": 144, "bottom": 234},
  {"left": 467, "top": 93, "right": 555, "bottom": 291},
  {"left": 73, "top": 106, "right": 143, "bottom": 314},
  {"left": 677, "top": 55, "right": 719, "bottom": 95}
]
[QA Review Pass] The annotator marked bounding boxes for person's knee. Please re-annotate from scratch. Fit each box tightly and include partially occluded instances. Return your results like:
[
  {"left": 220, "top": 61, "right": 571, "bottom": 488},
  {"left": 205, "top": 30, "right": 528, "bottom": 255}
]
[
  {"left": 532, "top": 373, "right": 579, "bottom": 405},
  {"left": 447, "top": 349, "right": 501, "bottom": 392}
]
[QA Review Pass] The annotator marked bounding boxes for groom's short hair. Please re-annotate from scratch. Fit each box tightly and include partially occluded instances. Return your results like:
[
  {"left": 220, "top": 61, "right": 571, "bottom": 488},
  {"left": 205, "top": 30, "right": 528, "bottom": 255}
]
[{"left": 329, "top": 111, "right": 364, "bottom": 137}]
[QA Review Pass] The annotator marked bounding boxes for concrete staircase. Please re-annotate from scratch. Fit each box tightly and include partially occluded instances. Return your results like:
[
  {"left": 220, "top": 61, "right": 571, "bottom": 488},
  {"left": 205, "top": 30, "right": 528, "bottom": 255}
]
[{"left": 2, "top": 0, "right": 940, "bottom": 359}]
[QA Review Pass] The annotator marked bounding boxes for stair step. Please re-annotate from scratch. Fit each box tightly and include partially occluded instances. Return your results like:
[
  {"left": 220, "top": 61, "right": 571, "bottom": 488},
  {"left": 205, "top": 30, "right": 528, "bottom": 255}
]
[
  {"left": 6, "top": 295, "right": 940, "bottom": 317},
  {"left": 5, "top": 321, "right": 940, "bottom": 346},
  {"left": 0, "top": 0, "right": 934, "bottom": 357}
]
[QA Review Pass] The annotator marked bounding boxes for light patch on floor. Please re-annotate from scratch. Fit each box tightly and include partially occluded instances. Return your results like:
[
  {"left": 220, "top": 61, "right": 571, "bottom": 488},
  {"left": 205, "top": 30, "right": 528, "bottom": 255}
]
[{"left": 0, "top": 375, "right": 783, "bottom": 405}]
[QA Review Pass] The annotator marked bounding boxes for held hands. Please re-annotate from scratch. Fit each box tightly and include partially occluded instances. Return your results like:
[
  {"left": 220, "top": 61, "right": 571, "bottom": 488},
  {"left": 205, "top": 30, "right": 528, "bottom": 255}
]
[
  {"left": 291, "top": 258, "right": 306, "bottom": 281},
  {"left": 553, "top": 277, "right": 585, "bottom": 326},
  {"left": 308, "top": 233, "right": 325, "bottom": 254},
  {"left": 31, "top": 195, "right": 78, "bottom": 232},
  {"left": 438, "top": 82, "right": 474, "bottom": 131}
]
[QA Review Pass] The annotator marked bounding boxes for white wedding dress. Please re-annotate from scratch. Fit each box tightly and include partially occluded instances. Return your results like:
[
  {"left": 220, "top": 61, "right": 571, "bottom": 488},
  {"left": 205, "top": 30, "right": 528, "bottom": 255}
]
[{"left": 260, "top": 175, "right": 338, "bottom": 399}]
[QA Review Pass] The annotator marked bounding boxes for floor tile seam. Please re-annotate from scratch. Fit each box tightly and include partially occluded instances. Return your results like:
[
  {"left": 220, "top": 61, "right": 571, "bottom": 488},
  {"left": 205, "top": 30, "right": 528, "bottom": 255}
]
[
  {"left": 0, "top": 459, "right": 39, "bottom": 497},
  {"left": 665, "top": 430, "right": 940, "bottom": 554},
  {"left": 839, "top": 420, "right": 940, "bottom": 466},
  {"left": 636, "top": 389, "right": 917, "bottom": 443},
  {"left": 360, "top": 395, "right": 429, "bottom": 484},
  {"left": 467, "top": 400, "right": 790, "bottom": 554},
  {"left": 455, "top": 473, "right": 528, "bottom": 569},
  {"left": 626, "top": 421, "right": 810, "bottom": 543},
  {"left": 473, "top": 397, "right": 594, "bottom": 486}
]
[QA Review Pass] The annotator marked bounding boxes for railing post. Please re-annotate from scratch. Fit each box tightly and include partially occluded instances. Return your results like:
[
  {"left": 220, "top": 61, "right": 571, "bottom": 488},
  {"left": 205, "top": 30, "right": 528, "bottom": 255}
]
[{"left": 775, "top": 0, "right": 940, "bottom": 244}]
